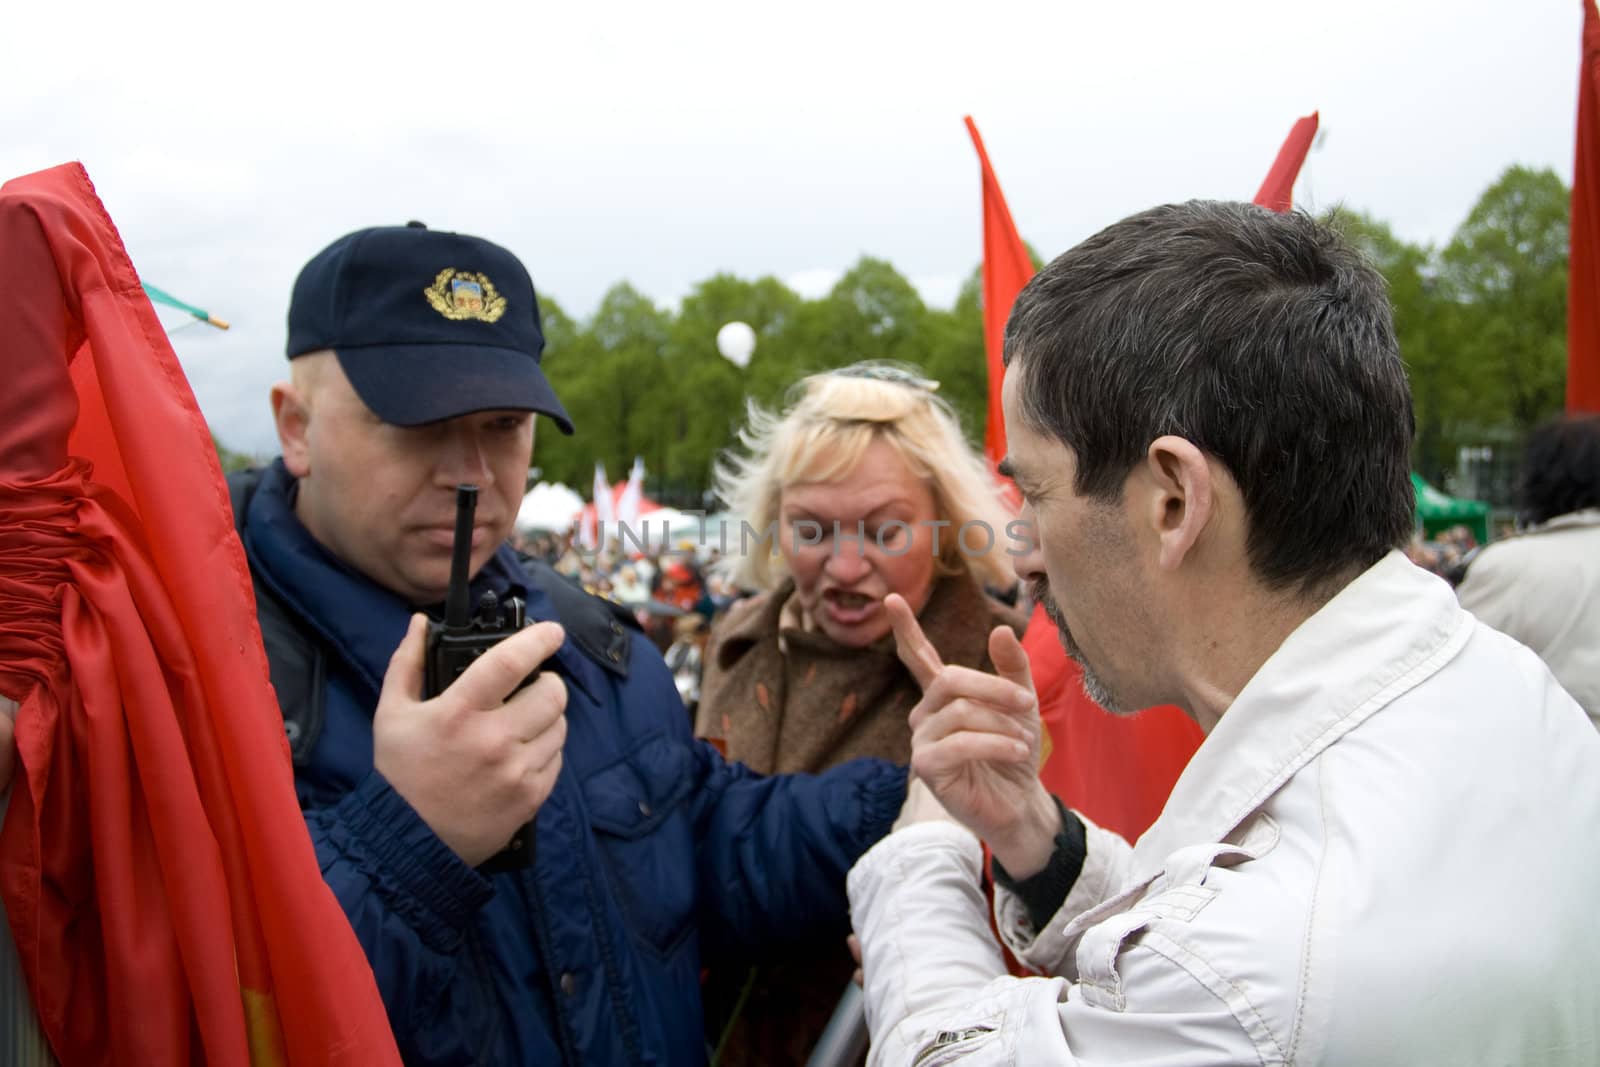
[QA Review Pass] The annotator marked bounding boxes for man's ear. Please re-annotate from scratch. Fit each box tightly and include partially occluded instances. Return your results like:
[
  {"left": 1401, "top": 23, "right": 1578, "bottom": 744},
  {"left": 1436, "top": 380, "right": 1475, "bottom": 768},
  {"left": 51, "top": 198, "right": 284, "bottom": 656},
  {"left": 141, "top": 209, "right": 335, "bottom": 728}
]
[
  {"left": 270, "top": 381, "right": 312, "bottom": 478},
  {"left": 1140, "top": 435, "right": 1213, "bottom": 572}
]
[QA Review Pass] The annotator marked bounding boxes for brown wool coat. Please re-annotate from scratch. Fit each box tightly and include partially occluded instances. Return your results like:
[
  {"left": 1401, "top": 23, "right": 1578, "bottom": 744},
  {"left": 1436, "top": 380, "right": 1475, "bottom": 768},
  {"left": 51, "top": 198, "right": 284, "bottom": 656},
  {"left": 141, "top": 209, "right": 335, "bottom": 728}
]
[
  {"left": 696, "top": 573, "right": 1028, "bottom": 775},
  {"left": 693, "top": 573, "right": 1026, "bottom": 1065}
]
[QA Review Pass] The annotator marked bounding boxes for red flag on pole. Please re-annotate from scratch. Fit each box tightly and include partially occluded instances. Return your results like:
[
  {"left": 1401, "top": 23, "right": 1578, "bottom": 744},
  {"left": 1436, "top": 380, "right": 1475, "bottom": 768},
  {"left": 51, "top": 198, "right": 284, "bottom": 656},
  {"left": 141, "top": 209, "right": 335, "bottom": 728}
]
[
  {"left": 965, "top": 116, "right": 1036, "bottom": 468},
  {"left": 1570, "top": 0, "right": 1600, "bottom": 413},
  {"left": 962, "top": 120, "right": 1201, "bottom": 842},
  {"left": 1253, "top": 111, "right": 1320, "bottom": 213},
  {"left": 0, "top": 163, "right": 399, "bottom": 1065}
]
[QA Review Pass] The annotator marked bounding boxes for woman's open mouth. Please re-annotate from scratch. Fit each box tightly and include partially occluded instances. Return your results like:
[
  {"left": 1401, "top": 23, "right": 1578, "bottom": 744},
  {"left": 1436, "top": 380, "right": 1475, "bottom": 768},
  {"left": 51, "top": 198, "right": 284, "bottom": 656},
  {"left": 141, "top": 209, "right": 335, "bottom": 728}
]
[{"left": 822, "top": 589, "right": 877, "bottom": 624}]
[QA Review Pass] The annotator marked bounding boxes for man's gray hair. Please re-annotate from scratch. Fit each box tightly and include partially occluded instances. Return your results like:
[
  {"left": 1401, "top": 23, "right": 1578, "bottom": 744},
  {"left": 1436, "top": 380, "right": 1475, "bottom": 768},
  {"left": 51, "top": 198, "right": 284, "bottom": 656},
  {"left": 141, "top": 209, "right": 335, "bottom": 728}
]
[{"left": 1004, "top": 201, "right": 1415, "bottom": 592}]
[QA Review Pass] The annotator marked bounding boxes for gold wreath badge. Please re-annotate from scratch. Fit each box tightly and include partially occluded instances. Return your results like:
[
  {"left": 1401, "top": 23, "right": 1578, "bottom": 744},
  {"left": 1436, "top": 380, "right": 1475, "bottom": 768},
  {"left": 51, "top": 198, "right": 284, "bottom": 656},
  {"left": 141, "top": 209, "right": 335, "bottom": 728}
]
[{"left": 424, "top": 269, "right": 508, "bottom": 323}]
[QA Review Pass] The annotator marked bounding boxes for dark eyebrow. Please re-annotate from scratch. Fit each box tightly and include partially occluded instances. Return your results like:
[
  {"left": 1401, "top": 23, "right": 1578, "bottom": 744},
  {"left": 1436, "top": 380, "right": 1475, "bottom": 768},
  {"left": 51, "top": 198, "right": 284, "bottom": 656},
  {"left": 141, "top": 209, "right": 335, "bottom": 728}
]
[
  {"left": 864, "top": 499, "right": 918, "bottom": 521},
  {"left": 998, "top": 455, "right": 1044, "bottom": 499}
]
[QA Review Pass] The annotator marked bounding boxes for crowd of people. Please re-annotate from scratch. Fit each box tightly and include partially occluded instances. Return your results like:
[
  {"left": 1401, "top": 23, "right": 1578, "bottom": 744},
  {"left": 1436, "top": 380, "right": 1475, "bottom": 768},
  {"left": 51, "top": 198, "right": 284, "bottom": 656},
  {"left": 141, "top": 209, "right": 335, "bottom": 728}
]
[
  {"left": 1403, "top": 522, "right": 1481, "bottom": 582},
  {"left": 4, "top": 167, "right": 1599, "bottom": 1067},
  {"left": 511, "top": 532, "right": 739, "bottom": 714}
]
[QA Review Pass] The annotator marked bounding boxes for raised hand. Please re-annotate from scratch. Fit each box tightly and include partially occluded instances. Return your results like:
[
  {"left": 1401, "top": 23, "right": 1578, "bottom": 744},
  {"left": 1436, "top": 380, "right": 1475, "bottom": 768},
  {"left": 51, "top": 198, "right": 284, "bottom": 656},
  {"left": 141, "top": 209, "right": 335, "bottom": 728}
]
[
  {"left": 374, "top": 614, "right": 569, "bottom": 867},
  {"left": 886, "top": 594, "right": 1061, "bottom": 879}
]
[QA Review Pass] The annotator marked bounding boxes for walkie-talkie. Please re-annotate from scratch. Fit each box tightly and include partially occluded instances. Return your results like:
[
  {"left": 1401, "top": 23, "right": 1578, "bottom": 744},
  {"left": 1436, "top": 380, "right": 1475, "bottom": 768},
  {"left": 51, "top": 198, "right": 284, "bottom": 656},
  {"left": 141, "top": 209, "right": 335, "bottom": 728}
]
[{"left": 423, "top": 484, "right": 537, "bottom": 873}]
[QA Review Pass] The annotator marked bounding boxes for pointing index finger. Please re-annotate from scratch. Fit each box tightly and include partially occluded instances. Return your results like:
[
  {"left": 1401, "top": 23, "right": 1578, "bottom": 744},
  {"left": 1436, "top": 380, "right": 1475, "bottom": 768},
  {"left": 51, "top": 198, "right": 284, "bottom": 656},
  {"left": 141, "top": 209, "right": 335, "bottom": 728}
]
[
  {"left": 885, "top": 593, "right": 942, "bottom": 691},
  {"left": 989, "top": 624, "right": 1035, "bottom": 694}
]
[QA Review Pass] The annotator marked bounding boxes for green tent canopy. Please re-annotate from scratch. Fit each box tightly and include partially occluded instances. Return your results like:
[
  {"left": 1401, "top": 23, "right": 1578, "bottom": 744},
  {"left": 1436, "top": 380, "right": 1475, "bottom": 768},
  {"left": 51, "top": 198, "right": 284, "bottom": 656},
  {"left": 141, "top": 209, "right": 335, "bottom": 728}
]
[{"left": 1411, "top": 472, "right": 1490, "bottom": 544}]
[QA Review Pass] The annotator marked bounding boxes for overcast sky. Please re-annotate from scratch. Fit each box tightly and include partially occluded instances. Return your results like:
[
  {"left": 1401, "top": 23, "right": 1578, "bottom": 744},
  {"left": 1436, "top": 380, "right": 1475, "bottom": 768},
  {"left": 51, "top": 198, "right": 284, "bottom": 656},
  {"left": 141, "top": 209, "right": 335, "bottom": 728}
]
[{"left": 2, "top": 0, "right": 1583, "bottom": 455}]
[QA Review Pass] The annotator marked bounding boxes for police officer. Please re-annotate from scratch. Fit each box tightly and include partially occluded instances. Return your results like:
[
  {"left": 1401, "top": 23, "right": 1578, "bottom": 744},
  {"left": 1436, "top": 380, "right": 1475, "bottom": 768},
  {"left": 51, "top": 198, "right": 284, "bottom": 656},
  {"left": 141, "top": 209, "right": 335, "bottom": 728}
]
[{"left": 233, "top": 223, "right": 905, "bottom": 1064}]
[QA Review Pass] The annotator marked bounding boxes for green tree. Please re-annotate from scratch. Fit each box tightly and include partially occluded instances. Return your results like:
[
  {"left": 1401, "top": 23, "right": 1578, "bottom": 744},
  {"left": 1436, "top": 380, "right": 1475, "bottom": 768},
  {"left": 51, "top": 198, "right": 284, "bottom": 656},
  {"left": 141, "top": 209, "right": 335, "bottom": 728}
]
[
  {"left": 1330, "top": 210, "right": 1460, "bottom": 482},
  {"left": 1440, "top": 165, "right": 1570, "bottom": 432},
  {"left": 665, "top": 275, "right": 804, "bottom": 502},
  {"left": 920, "top": 265, "right": 988, "bottom": 449},
  {"left": 538, "top": 292, "right": 581, "bottom": 355},
  {"left": 211, "top": 431, "right": 261, "bottom": 473},
  {"left": 748, "top": 256, "right": 932, "bottom": 407},
  {"left": 534, "top": 284, "right": 672, "bottom": 492},
  {"left": 530, "top": 293, "right": 592, "bottom": 487}
]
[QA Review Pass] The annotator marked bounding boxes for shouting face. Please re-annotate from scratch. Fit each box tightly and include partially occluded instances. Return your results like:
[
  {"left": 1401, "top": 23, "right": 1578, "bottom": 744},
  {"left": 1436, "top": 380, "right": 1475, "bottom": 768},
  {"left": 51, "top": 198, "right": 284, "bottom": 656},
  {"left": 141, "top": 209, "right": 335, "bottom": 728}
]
[{"left": 778, "top": 436, "right": 941, "bottom": 648}]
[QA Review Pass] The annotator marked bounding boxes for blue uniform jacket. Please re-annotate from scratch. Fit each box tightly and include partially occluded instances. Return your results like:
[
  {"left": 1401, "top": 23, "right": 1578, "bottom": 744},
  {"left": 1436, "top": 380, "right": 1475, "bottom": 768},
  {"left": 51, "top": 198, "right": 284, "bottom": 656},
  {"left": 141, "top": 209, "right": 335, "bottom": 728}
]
[{"left": 239, "top": 461, "right": 906, "bottom": 1065}]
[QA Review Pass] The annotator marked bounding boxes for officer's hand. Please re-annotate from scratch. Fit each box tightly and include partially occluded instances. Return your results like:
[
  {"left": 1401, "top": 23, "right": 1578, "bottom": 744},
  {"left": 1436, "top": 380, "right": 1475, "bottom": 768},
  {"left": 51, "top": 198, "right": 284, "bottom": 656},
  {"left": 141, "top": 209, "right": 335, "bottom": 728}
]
[
  {"left": 374, "top": 614, "right": 569, "bottom": 867},
  {"left": 887, "top": 594, "right": 1061, "bottom": 880}
]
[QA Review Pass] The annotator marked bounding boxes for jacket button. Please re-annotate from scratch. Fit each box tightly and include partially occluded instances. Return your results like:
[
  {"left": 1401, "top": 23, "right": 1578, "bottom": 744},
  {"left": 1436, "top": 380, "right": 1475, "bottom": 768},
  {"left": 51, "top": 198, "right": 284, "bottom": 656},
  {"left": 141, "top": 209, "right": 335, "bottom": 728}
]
[
  {"left": 608, "top": 647, "right": 623, "bottom": 662},
  {"left": 283, "top": 721, "right": 301, "bottom": 743},
  {"left": 560, "top": 972, "right": 576, "bottom": 997},
  {"left": 638, "top": 800, "right": 653, "bottom": 818}
]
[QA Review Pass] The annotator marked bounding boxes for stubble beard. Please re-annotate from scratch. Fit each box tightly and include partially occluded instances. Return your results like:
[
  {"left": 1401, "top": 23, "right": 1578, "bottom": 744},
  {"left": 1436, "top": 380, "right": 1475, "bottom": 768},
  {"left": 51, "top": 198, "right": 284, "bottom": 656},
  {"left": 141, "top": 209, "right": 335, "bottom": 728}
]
[{"left": 1030, "top": 578, "right": 1129, "bottom": 715}]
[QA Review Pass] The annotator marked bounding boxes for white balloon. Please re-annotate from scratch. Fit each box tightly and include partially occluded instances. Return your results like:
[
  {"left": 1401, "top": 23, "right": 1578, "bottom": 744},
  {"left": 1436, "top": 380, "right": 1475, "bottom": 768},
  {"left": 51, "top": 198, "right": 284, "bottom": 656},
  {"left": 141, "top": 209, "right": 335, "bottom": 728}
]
[{"left": 716, "top": 320, "right": 757, "bottom": 368}]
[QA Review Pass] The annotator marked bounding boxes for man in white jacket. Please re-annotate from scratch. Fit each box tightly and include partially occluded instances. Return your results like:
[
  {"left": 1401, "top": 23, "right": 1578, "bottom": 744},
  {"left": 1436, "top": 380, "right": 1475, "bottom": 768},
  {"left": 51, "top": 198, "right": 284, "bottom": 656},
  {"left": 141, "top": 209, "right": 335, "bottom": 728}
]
[
  {"left": 1455, "top": 413, "right": 1600, "bottom": 728},
  {"left": 849, "top": 202, "right": 1600, "bottom": 1066}
]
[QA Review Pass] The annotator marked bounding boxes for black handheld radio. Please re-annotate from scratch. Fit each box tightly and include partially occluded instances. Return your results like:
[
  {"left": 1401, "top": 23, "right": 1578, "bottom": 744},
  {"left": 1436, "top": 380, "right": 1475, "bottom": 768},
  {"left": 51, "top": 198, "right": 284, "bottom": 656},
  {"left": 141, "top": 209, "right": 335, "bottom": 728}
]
[{"left": 423, "top": 484, "right": 537, "bottom": 872}]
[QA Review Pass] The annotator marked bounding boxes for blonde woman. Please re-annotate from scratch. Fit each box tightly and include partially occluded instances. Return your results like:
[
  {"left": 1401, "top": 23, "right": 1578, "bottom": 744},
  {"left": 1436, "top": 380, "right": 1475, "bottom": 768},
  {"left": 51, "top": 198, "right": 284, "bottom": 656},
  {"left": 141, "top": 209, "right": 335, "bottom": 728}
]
[{"left": 696, "top": 362, "right": 1026, "bottom": 1065}]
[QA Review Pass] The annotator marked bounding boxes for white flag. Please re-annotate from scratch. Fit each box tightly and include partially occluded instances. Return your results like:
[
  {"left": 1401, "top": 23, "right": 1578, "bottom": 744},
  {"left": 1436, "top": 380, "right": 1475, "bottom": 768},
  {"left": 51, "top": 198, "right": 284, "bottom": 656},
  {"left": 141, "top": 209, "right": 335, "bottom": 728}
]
[
  {"left": 616, "top": 457, "right": 646, "bottom": 530},
  {"left": 592, "top": 461, "right": 616, "bottom": 549}
]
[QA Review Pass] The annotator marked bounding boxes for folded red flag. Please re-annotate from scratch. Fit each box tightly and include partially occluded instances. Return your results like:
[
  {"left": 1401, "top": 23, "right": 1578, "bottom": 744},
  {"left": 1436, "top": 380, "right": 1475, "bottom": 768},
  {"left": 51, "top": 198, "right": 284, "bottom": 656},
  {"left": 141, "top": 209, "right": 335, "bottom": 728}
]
[
  {"left": 965, "top": 116, "right": 1037, "bottom": 474},
  {"left": 0, "top": 163, "right": 400, "bottom": 1065},
  {"left": 1569, "top": 0, "right": 1600, "bottom": 413},
  {"left": 1253, "top": 111, "right": 1320, "bottom": 214}
]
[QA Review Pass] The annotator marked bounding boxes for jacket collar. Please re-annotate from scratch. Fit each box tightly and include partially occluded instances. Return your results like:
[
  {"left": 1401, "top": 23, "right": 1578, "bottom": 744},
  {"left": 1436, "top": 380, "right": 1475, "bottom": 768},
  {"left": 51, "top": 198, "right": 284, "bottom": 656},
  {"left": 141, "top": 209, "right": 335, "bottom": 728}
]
[{"left": 1129, "top": 551, "right": 1474, "bottom": 884}]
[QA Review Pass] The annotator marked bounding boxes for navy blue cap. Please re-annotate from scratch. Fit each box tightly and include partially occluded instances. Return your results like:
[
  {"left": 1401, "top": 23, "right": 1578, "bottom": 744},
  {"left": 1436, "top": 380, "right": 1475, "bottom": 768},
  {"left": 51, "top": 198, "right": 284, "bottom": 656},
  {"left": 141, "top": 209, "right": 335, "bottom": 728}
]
[{"left": 286, "top": 223, "right": 574, "bottom": 434}]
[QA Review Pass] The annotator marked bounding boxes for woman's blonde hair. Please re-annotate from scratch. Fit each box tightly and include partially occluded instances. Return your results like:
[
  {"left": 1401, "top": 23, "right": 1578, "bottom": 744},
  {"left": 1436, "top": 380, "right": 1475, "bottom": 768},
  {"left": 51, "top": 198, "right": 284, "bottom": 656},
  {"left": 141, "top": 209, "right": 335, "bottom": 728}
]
[{"left": 714, "top": 361, "right": 1017, "bottom": 592}]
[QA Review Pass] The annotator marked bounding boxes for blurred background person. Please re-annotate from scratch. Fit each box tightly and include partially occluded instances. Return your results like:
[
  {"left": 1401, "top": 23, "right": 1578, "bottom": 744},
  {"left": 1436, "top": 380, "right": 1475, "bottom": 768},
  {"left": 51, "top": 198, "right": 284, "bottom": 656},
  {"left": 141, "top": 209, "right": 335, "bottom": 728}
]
[
  {"left": 665, "top": 613, "right": 709, "bottom": 720},
  {"left": 609, "top": 562, "right": 650, "bottom": 605},
  {"left": 1456, "top": 413, "right": 1600, "bottom": 727},
  {"left": 695, "top": 361, "right": 1024, "bottom": 1065},
  {"left": 656, "top": 554, "right": 709, "bottom": 615}
]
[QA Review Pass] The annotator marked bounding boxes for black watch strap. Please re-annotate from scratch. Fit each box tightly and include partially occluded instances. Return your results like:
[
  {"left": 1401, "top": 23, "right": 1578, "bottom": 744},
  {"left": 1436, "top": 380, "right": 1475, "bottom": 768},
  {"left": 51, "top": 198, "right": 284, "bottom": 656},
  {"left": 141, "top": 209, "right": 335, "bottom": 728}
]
[{"left": 991, "top": 795, "right": 1087, "bottom": 933}]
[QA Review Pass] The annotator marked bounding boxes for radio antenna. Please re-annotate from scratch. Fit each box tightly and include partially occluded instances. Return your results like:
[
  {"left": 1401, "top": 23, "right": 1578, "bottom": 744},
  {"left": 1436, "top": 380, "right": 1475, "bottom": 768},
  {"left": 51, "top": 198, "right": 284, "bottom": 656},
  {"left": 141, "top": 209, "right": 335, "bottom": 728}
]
[{"left": 444, "top": 485, "right": 479, "bottom": 629}]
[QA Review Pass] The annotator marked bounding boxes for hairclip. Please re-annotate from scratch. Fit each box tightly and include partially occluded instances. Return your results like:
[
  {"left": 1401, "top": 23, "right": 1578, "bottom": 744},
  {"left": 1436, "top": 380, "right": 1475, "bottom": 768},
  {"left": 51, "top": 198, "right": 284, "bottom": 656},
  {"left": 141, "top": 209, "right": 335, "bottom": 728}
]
[{"left": 826, "top": 362, "right": 940, "bottom": 393}]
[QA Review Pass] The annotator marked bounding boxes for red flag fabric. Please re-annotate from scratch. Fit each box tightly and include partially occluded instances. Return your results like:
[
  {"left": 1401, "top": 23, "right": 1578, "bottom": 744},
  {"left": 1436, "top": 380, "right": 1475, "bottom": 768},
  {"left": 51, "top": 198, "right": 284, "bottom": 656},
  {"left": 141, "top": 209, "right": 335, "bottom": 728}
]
[
  {"left": 965, "top": 116, "right": 1036, "bottom": 470},
  {"left": 0, "top": 163, "right": 399, "bottom": 1064},
  {"left": 1571, "top": 0, "right": 1600, "bottom": 413},
  {"left": 1252, "top": 111, "right": 1320, "bottom": 213}
]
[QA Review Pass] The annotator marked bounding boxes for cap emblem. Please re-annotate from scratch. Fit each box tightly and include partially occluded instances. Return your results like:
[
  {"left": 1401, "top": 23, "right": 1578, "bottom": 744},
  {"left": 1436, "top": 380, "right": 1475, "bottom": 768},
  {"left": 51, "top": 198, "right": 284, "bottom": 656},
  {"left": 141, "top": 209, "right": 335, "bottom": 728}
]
[{"left": 424, "top": 268, "right": 507, "bottom": 322}]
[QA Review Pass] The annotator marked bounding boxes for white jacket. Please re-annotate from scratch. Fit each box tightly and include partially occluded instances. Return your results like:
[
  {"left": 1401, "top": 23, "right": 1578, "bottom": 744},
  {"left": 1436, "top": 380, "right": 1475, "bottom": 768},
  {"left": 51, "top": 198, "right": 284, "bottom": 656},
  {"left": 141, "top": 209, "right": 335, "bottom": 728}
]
[
  {"left": 849, "top": 553, "right": 1600, "bottom": 1065},
  {"left": 1456, "top": 509, "right": 1600, "bottom": 727}
]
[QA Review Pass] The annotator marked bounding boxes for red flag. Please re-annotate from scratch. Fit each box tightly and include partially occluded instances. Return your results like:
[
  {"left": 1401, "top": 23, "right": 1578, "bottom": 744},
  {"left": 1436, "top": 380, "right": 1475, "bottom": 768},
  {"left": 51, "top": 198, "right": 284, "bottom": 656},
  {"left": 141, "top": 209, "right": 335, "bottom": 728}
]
[
  {"left": 961, "top": 120, "right": 1202, "bottom": 843},
  {"left": 0, "top": 163, "right": 400, "bottom": 1064},
  {"left": 965, "top": 116, "right": 1036, "bottom": 469},
  {"left": 1571, "top": 0, "right": 1600, "bottom": 413},
  {"left": 1253, "top": 111, "right": 1320, "bottom": 213}
]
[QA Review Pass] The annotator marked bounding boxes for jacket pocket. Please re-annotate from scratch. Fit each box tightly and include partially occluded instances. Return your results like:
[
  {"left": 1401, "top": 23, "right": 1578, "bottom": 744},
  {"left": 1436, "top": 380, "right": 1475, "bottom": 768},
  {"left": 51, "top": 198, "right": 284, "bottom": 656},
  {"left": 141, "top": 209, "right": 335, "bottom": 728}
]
[{"left": 582, "top": 735, "right": 699, "bottom": 960}]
